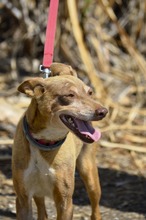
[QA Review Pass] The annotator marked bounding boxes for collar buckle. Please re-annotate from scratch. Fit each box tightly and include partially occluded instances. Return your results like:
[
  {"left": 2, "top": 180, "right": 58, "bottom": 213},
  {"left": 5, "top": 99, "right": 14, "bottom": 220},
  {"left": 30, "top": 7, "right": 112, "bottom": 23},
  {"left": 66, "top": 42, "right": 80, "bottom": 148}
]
[{"left": 39, "top": 65, "right": 51, "bottom": 78}]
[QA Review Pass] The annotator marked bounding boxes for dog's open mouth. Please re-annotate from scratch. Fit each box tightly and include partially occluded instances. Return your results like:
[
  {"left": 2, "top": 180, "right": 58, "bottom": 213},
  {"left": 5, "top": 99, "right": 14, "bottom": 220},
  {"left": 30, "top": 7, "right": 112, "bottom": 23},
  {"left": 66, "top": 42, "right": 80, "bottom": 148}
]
[{"left": 60, "top": 115, "right": 101, "bottom": 143}]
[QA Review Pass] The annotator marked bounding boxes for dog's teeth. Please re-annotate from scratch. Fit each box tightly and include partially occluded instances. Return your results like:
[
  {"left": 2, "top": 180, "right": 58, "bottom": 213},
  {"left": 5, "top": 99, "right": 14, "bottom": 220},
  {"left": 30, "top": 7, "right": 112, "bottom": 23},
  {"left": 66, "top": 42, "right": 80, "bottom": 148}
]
[
  {"left": 71, "top": 122, "right": 75, "bottom": 127},
  {"left": 68, "top": 117, "right": 75, "bottom": 127},
  {"left": 68, "top": 118, "right": 73, "bottom": 123}
]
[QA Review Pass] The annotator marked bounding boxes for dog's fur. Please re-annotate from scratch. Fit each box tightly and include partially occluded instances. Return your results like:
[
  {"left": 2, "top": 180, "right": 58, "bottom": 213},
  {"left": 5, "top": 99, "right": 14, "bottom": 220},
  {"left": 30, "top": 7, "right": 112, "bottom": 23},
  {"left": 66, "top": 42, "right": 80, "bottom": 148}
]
[{"left": 12, "top": 63, "right": 108, "bottom": 220}]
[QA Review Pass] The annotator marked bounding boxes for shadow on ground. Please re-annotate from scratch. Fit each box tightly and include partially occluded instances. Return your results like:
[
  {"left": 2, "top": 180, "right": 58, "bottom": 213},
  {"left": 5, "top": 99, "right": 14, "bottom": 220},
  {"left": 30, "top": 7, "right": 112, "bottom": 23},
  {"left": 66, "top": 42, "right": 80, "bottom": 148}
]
[
  {"left": 0, "top": 209, "right": 15, "bottom": 219},
  {"left": 74, "top": 167, "right": 146, "bottom": 215},
  {"left": 0, "top": 148, "right": 146, "bottom": 217}
]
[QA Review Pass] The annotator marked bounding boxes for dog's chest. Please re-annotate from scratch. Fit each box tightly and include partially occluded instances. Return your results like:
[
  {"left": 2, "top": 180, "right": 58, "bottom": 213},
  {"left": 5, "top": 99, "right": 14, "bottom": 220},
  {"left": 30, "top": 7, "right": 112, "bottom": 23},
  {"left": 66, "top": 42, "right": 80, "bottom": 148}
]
[{"left": 24, "top": 147, "right": 55, "bottom": 198}]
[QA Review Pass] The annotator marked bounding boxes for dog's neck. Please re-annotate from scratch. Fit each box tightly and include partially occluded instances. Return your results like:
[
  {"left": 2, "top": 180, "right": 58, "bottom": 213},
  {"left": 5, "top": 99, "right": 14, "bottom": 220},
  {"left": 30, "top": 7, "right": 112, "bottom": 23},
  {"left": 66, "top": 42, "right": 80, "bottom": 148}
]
[{"left": 23, "top": 116, "right": 67, "bottom": 151}]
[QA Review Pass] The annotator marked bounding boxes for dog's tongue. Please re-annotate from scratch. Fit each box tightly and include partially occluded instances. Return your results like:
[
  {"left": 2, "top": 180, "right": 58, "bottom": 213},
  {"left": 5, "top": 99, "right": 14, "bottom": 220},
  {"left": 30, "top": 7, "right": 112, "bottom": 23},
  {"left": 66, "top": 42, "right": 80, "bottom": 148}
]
[{"left": 75, "top": 118, "right": 101, "bottom": 142}]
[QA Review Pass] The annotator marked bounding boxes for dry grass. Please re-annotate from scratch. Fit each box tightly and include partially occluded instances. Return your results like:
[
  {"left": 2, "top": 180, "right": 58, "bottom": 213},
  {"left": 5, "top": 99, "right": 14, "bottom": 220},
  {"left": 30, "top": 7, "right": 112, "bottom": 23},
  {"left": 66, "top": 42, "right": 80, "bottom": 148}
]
[{"left": 0, "top": 0, "right": 146, "bottom": 153}]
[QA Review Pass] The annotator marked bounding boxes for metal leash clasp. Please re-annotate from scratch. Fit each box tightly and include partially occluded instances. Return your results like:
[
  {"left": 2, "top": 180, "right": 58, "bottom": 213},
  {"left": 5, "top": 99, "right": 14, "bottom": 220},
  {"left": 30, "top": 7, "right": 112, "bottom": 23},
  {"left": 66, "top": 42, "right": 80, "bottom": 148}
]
[{"left": 39, "top": 65, "right": 51, "bottom": 78}]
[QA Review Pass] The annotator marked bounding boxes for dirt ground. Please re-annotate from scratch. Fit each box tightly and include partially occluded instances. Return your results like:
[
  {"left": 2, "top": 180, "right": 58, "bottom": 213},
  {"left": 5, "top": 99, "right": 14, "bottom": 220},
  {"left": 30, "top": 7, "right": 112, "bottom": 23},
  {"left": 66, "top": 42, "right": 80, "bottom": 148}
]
[{"left": 0, "top": 145, "right": 146, "bottom": 220}]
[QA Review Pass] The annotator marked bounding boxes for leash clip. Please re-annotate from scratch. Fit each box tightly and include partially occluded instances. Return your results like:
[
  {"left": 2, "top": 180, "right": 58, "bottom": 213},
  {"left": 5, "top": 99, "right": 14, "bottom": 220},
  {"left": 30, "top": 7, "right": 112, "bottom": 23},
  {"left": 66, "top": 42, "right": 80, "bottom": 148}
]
[{"left": 39, "top": 65, "right": 51, "bottom": 78}]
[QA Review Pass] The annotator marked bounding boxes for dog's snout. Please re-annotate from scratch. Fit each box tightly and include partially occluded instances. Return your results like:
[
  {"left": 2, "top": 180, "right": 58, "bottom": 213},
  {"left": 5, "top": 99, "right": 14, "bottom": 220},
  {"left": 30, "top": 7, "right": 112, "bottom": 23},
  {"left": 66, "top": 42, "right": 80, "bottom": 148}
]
[{"left": 96, "top": 107, "right": 108, "bottom": 120}]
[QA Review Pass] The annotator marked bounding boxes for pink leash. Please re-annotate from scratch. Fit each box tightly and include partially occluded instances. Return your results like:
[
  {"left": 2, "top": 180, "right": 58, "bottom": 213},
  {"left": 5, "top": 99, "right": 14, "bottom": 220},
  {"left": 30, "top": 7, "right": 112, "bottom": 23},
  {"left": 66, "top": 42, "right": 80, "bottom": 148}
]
[{"left": 40, "top": 0, "right": 59, "bottom": 77}]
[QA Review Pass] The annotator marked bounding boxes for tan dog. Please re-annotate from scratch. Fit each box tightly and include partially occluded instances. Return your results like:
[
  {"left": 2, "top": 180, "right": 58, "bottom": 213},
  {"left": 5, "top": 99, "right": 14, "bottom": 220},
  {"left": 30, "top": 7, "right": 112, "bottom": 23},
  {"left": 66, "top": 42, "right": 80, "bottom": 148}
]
[{"left": 12, "top": 63, "right": 108, "bottom": 220}]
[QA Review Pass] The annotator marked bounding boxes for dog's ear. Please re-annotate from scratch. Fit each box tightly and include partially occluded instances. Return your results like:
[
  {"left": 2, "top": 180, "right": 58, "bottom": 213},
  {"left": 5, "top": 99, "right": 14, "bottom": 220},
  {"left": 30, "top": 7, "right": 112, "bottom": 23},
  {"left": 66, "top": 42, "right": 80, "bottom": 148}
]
[
  {"left": 18, "top": 78, "right": 46, "bottom": 98},
  {"left": 50, "top": 63, "right": 77, "bottom": 77}
]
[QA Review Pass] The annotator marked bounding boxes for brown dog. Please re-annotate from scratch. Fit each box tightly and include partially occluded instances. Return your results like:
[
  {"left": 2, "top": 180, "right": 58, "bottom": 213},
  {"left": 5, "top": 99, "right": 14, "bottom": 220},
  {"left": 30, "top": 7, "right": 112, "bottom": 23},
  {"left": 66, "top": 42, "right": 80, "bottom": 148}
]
[{"left": 12, "top": 63, "right": 108, "bottom": 220}]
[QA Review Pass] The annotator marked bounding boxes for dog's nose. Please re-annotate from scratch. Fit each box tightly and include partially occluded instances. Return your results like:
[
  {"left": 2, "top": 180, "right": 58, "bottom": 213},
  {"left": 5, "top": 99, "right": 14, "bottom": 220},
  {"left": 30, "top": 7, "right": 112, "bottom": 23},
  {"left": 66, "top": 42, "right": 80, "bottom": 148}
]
[{"left": 96, "top": 107, "right": 108, "bottom": 120}]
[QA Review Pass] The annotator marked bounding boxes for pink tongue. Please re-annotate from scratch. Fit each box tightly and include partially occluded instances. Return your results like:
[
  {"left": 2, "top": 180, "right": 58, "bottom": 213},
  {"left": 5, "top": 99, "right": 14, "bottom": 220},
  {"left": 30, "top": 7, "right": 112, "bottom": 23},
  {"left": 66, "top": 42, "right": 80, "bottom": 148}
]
[{"left": 75, "top": 119, "right": 101, "bottom": 142}]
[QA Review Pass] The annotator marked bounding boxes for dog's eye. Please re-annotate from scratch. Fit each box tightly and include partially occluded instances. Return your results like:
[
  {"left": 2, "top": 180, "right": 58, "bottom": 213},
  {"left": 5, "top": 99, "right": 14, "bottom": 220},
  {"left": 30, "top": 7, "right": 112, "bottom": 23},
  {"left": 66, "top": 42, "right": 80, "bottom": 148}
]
[
  {"left": 58, "top": 94, "right": 74, "bottom": 106},
  {"left": 88, "top": 89, "right": 93, "bottom": 96},
  {"left": 65, "top": 94, "right": 74, "bottom": 98}
]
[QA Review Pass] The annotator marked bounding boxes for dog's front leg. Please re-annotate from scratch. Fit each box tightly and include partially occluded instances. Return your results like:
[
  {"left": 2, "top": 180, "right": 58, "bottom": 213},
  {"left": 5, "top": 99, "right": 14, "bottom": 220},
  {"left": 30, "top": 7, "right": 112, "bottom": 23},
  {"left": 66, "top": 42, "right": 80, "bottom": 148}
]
[
  {"left": 77, "top": 144, "right": 102, "bottom": 220},
  {"left": 34, "top": 196, "right": 48, "bottom": 220},
  {"left": 16, "top": 195, "right": 33, "bottom": 220},
  {"left": 53, "top": 169, "right": 74, "bottom": 220}
]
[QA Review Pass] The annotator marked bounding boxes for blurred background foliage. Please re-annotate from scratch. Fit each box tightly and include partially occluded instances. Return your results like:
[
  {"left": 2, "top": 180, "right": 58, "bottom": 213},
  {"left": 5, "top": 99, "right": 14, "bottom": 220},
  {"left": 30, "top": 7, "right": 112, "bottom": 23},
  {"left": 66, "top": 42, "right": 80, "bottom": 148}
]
[{"left": 0, "top": 0, "right": 146, "bottom": 154}]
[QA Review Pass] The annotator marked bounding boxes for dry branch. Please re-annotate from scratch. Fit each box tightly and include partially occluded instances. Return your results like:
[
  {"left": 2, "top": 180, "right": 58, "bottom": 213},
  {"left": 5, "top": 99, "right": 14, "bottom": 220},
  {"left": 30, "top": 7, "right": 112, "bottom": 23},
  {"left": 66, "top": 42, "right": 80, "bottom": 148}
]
[
  {"left": 100, "top": 140, "right": 146, "bottom": 153},
  {"left": 67, "top": 0, "right": 106, "bottom": 99},
  {"left": 0, "top": 139, "right": 13, "bottom": 145},
  {"left": 99, "top": 0, "right": 146, "bottom": 76}
]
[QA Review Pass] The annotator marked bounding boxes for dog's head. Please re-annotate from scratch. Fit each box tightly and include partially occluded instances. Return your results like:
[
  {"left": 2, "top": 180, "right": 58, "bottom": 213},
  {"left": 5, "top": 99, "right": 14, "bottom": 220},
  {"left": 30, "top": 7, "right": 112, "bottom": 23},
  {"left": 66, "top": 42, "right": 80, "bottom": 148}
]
[{"left": 18, "top": 64, "right": 108, "bottom": 143}]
